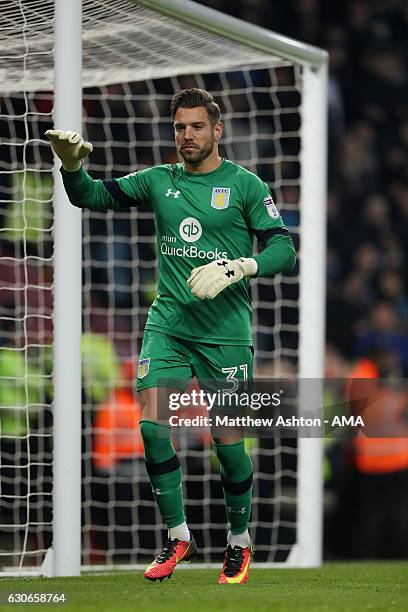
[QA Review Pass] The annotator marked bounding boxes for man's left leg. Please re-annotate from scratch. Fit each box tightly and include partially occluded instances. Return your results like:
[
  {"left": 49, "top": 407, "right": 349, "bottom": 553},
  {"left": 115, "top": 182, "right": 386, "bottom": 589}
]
[
  {"left": 192, "top": 343, "right": 254, "bottom": 584},
  {"left": 213, "top": 438, "right": 253, "bottom": 584}
]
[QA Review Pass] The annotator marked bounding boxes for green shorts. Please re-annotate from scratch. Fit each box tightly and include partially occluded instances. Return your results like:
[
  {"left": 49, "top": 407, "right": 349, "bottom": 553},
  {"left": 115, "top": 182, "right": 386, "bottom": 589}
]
[{"left": 136, "top": 330, "right": 253, "bottom": 393}]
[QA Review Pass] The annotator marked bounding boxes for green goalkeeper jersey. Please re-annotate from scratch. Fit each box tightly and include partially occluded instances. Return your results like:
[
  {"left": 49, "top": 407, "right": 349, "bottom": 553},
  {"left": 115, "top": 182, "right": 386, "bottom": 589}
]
[{"left": 61, "top": 160, "right": 296, "bottom": 345}]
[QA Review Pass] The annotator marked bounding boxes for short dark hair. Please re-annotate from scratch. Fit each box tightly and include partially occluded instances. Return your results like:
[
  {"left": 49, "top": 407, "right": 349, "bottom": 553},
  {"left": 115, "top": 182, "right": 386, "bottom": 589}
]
[{"left": 170, "top": 88, "right": 221, "bottom": 125}]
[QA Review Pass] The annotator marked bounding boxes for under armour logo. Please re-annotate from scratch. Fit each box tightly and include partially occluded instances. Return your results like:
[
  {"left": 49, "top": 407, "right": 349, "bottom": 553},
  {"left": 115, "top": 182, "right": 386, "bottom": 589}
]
[
  {"left": 217, "top": 260, "right": 235, "bottom": 278},
  {"left": 152, "top": 487, "right": 162, "bottom": 495},
  {"left": 165, "top": 189, "right": 180, "bottom": 198},
  {"left": 227, "top": 506, "right": 246, "bottom": 514}
]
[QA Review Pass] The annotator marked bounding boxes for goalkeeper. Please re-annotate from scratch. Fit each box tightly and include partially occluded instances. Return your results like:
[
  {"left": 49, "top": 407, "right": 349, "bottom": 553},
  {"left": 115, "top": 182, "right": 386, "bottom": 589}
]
[{"left": 46, "top": 88, "right": 296, "bottom": 585}]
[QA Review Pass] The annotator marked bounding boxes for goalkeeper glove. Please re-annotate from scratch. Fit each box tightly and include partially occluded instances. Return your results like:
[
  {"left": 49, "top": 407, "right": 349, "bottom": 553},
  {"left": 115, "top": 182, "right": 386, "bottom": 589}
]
[
  {"left": 187, "top": 258, "right": 258, "bottom": 300},
  {"left": 45, "top": 129, "right": 93, "bottom": 172}
]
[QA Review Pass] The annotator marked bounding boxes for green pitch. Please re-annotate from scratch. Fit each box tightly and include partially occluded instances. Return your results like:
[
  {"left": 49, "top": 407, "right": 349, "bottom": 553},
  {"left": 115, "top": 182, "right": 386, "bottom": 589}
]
[{"left": 1, "top": 563, "right": 407, "bottom": 611}]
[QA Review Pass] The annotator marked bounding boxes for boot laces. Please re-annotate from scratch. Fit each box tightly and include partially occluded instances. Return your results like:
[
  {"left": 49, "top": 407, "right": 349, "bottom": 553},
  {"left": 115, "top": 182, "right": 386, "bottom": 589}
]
[
  {"left": 156, "top": 538, "right": 178, "bottom": 564},
  {"left": 224, "top": 545, "right": 244, "bottom": 577}
]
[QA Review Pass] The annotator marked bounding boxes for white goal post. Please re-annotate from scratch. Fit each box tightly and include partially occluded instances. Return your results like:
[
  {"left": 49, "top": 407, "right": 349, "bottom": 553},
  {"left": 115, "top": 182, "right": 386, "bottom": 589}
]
[{"left": 0, "top": 0, "right": 327, "bottom": 576}]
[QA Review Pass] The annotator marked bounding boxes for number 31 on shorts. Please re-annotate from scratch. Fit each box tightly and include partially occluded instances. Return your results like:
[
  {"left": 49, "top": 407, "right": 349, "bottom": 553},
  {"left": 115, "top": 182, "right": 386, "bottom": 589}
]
[{"left": 221, "top": 364, "right": 249, "bottom": 392}]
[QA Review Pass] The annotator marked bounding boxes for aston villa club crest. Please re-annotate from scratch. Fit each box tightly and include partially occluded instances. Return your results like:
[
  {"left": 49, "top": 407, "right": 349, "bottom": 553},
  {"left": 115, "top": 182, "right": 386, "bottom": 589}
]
[
  {"left": 137, "top": 358, "right": 150, "bottom": 379},
  {"left": 211, "top": 187, "right": 230, "bottom": 210}
]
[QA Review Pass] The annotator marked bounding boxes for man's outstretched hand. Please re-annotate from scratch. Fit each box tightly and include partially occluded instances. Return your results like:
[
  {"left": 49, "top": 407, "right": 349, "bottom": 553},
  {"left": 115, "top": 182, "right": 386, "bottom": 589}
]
[{"left": 45, "top": 129, "right": 93, "bottom": 172}]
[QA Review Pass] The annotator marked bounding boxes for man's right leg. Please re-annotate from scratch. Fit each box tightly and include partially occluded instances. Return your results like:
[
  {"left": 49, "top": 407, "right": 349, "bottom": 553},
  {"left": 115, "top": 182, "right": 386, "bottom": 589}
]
[
  {"left": 139, "top": 388, "right": 187, "bottom": 537},
  {"left": 136, "top": 332, "right": 197, "bottom": 580}
]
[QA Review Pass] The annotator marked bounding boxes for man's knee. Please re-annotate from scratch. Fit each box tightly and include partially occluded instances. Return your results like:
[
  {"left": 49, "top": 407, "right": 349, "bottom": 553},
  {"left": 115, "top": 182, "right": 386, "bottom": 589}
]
[
  {"left": 139, "top": 387, "right": 157, "bottom": 420},
  {"left": 213, "top": 439, "right": 253, "bottom": 485},
  {"left": 140, "top": 419, "right": 173, "bottom": 464}
]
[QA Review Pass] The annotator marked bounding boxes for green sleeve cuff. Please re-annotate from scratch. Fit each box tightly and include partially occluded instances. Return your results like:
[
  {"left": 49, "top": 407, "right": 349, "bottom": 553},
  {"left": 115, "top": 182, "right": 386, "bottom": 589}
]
[{"left": 253, "top": 234, "right": 296, "bottom": 278}]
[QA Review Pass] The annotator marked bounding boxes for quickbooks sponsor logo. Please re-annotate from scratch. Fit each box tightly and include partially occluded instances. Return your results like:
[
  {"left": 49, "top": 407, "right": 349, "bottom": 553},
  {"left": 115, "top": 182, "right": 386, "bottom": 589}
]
[
  {"left": 179, "top": 217, "right": 202, "bottom": 243},
  {"left": 160, "top": 243, "right": 227, "bottom": 260},
  {"left": 165, "top": 217, "right": 227, "bottom": 260}
]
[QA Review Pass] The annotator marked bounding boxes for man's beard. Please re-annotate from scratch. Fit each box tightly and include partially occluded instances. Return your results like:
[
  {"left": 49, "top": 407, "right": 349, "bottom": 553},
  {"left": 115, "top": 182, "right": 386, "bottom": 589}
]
[{"left": 178, "top": 137, "right": 214, "bottom": 165}]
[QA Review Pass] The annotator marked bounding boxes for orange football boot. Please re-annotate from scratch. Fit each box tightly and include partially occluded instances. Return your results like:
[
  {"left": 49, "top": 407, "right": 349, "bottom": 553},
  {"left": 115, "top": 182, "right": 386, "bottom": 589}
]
[
  {"left": 144, "top": 535, "right": 197, "bottom": 582},
  {"left": 217, "top": 544, "right": 253, "bottom": 585}
]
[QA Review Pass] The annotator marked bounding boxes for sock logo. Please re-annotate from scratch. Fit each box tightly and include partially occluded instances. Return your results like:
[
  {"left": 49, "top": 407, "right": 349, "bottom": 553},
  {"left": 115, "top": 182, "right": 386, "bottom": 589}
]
[{"left": 227, "top": 506, "right": 247, "bottom": 515}]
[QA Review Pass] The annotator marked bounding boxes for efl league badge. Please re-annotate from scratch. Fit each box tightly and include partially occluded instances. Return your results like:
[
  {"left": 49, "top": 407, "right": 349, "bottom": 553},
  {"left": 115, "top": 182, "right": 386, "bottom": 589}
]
[
  {"left": 138, "top": 358, "right": 150, "bottom": 379},
  {"left": 211, "top": 187, "right": 230, "bottom": 210},
  {"left": 263, "top": 195, "right": 280, "bottom": 219}
]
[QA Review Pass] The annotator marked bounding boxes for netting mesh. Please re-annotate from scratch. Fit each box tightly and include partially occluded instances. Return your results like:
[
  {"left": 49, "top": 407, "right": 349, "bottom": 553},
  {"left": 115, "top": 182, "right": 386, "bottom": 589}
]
[
  {"left": 1, "top": 0, "right": 304, "bottom": 570},
  {"left": 2, "top": 0, "right": 282, "bottom": 94},
  {"left": 0, "top": 86, "right": 54, "bottom": 569}
]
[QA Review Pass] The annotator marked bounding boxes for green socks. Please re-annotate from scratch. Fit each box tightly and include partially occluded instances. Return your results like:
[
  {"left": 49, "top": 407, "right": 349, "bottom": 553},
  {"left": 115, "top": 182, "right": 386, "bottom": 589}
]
[
  {"left": 213, "top": 440, "right": 253, "bottom": 535},
  {"left": 140, "top": 419, "right": 185, "bottom": 529},
  {"left": 140, "top": 421, "right": 253, "bottom": 536}
]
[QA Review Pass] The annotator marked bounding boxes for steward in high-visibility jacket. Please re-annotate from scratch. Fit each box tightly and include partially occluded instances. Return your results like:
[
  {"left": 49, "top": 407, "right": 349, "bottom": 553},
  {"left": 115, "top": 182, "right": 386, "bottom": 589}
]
[
  {"left": 348, "top": 357, "right": 408, "bottom": 474},
  {"left": 92, "top": 359, "right": 144, "bottom": 472}
]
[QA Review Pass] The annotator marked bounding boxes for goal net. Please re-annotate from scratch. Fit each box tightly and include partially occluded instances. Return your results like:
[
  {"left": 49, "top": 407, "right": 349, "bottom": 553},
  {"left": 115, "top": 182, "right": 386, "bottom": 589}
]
[{"left": 0, "top": 0, "right": 326, "bottom": 573}]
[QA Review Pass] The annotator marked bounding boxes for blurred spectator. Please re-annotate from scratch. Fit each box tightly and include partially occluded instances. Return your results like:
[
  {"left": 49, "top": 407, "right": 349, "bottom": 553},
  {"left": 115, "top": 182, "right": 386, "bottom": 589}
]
[
  {"left": 0, "top": 345, "right": 46, "bottom": 437},
  {"left": 327, "top": 272, "right": 371, "bottom": 357},
  {"left": 92, "top": 359, "right": 144, "bottom": 473},
  {"left": 355, "top": 302, "right": 408, "bottom": 374},
  {"left": 338, "top": 130, "right": 379, "bottom": 204},
  {"left": 2, "top": 170, "right": 53, "bottom": 258},
  {"left": 90, "top": 358, "right": 149, "bottom": 562},
  {"left": 81, "top": 332, "right": 120, "bottom": 404},
  {"left": 377, "top": 270, "right": 408, "bottom": 321},
  {"left": 345, "top": 352, "right": 408, "bottom": 559}
]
